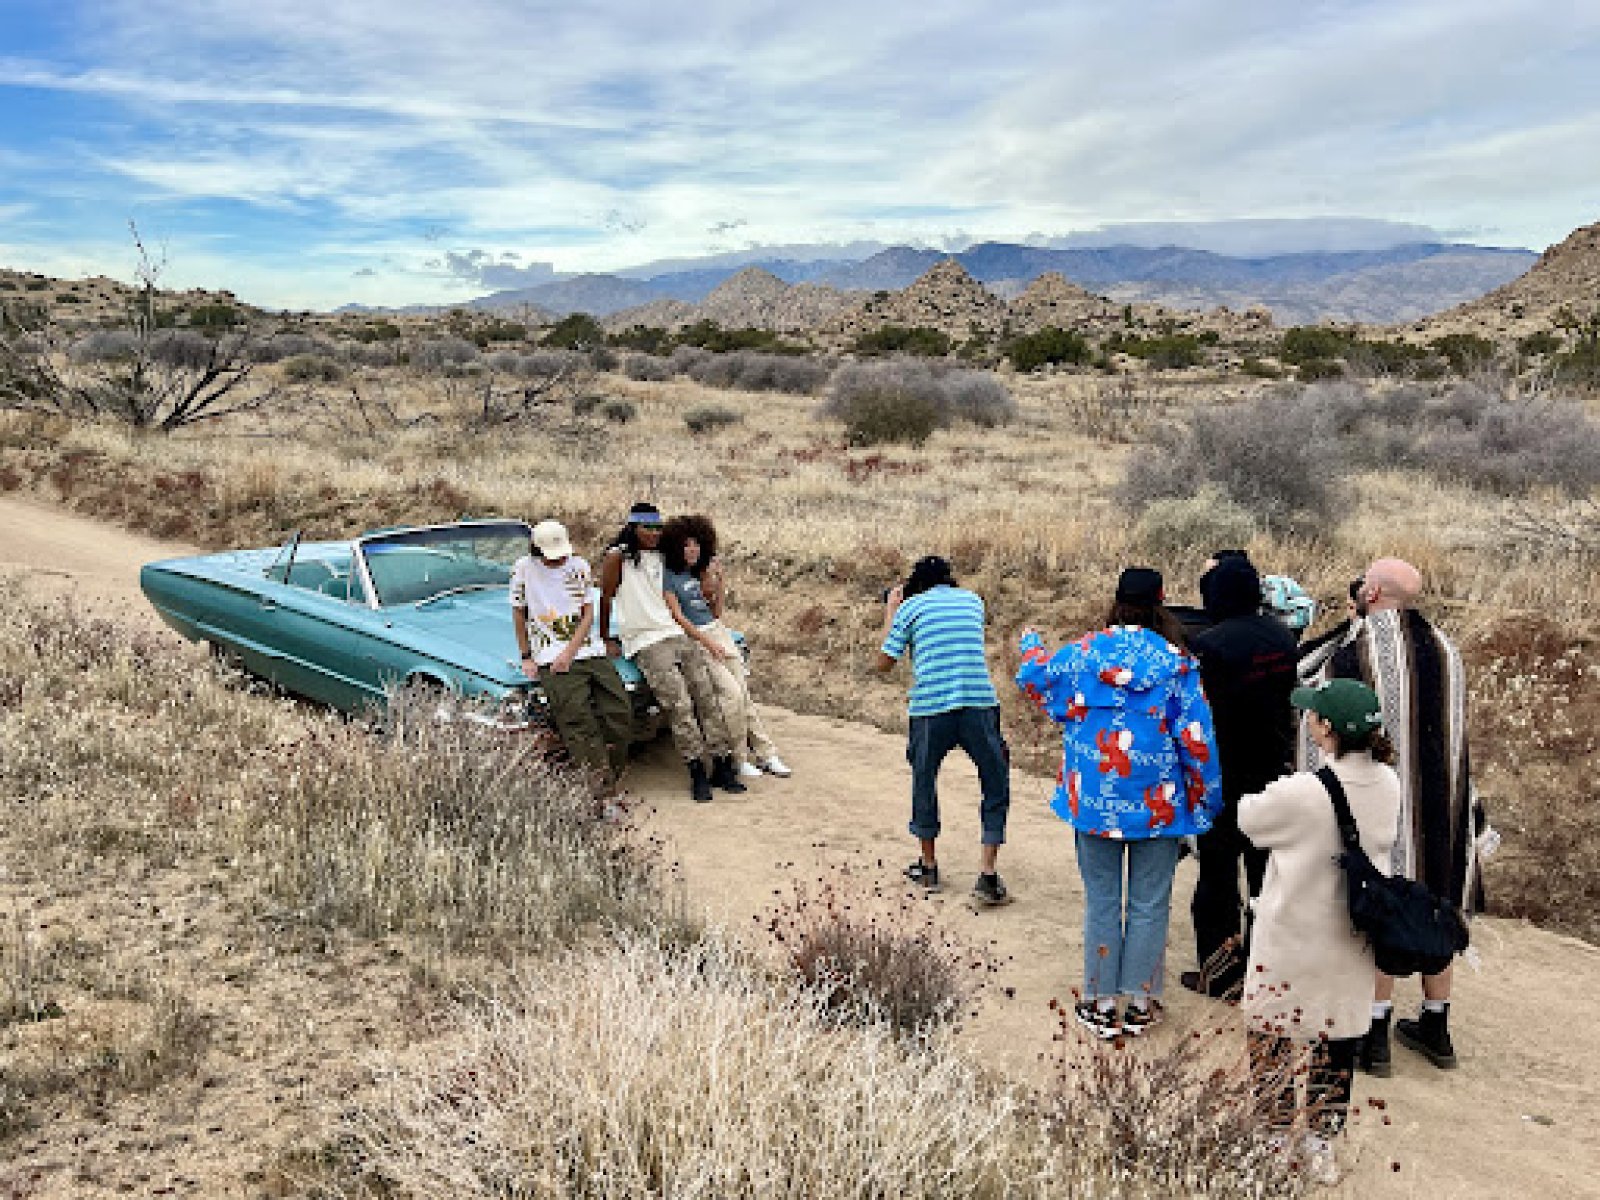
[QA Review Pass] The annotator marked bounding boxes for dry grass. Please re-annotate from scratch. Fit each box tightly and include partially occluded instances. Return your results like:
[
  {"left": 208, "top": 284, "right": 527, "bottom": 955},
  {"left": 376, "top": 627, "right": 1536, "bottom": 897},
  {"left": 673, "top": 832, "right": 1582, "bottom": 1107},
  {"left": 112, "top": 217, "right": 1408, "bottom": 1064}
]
[
  {"left": 4, "top": 366, "right": 1598, "bottom": 941},
  {"left": 324, "top": 932, "right": 1312, "bottom": 1200}
]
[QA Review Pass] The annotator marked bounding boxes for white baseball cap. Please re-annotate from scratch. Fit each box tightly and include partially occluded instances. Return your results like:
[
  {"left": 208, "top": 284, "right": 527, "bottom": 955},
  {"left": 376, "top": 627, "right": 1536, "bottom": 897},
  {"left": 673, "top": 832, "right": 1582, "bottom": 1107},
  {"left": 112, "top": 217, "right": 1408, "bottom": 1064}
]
[{"left": 532, "top": 519, "right": 573, "bottom": 559}]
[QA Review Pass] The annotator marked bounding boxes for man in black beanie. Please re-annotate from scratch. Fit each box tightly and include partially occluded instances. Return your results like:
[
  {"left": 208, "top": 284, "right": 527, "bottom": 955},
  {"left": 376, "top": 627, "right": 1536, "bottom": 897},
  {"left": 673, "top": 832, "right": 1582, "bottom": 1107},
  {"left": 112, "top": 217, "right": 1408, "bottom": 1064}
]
[{"left": 1184, "top": 553, "right": 1298, "bottom": 998}]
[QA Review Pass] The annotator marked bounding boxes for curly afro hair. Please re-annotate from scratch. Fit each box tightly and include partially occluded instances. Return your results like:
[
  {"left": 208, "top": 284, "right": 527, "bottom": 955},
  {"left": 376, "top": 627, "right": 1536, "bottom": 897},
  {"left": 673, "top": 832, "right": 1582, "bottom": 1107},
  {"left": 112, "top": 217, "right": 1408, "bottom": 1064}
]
[{"left": 660, "top": 514, "right": 719, "bottom": 577}]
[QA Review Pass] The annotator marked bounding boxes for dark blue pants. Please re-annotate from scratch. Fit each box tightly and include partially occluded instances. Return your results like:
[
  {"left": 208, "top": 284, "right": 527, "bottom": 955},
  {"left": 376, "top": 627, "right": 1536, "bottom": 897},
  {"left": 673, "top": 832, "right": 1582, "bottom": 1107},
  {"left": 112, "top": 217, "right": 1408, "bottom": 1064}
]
[{"left": 907, "top": 705, "right": 1010, "bottom": 846}]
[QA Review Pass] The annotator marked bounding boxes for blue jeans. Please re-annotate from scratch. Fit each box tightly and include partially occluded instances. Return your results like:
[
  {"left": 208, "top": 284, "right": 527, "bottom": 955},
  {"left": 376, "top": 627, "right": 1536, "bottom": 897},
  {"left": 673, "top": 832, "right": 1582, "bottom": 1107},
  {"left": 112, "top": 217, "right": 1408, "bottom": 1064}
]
[
  {"left": 907, "top": 706, "right": 1010, "bottom": 846},
  {"left": 1075, "top": 832, "right": 1182, "bottom": 1001}
]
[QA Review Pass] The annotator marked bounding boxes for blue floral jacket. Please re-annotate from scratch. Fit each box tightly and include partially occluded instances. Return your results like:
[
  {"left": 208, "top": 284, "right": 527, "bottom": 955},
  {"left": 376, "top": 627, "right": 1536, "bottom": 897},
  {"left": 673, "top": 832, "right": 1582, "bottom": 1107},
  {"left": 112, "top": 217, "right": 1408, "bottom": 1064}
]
[{"left": 1017, "top": 626, "right": 1223, "bottom": 839}]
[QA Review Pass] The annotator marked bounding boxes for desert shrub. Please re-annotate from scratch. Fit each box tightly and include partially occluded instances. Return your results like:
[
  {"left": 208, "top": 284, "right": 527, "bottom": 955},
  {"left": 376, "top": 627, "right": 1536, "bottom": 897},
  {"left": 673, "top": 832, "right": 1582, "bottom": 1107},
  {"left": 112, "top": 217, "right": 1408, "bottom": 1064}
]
[
  {"left": 350, "top": 320, "right": 403, "bottom": 343},
  {"left": 541, "top": 312, "right": 605, "bottom": 350},
  {"left": 1517, "top": 330, "right": 1562, "bottom": 357},
  {"left": 1279, "top": 326, "right": 1355, "bottom": 364},
  {"left": 675, "top": 319, "right": 798, "bottom": 354},
  {"left": 147, "top": 330, "right": 217, "bottom": 370},
  {"left": 410, "top": 337, "right": 479, "bottom": 371},
  {"left": 684, "top": 404, "right": 742, "bottom": 434},
  {"left": 623, "top": 354, "right": 673, "bottom": 382},
  {"left": 687, "top": 350, "right": 831, "bottom": 395},
  {"left": 67, "top": 330, "right": 139, "bottom": 363},
  {"left": 249, "top": 332, "right": 327, "bottom": 364},
  {"left": 599, "top": 398, "right": 637, "bottom": 424},
  {"left": 341, "top": 340, "right": 402, "bottom": 367},
  {"left": 281, "top": 354, "right": 346, "bottom": 384},
  {"left": 1239, "top": 357, "right": 1282, "bottom": 378},
  {"left": 609, "top": 324, "right": 671, "bottom": 354},
  {"left": 588, "top": 345, "right": 619, "bottom": 372},
  {"left": 186, "top": 303, "right": 239, "bottom": 330},
  {"left": 471, "top": 318, "right": 527, "bottom": 346},
  {"left": 1295, "top": 357, "right": 1344, "bottom": 381},
  {"left": 943, "top": 370, "right": 1016, "bottom": 428},
  {"left": 1415, "top": 385, "right": 1600, "bottom": 494},
  {"left": 823, "top": 362, "right": 947, "bottom": 447},
  {"left": 1134, "top": 485, "right": 1259, "bottom": 561},
  {"left": 851, "top": 325, "right": 952, "bottom": 358},
  {"left": 1121, "top": 391, "right": 1336, "bottom": 535},
  {"left": 1431, "top": 333, "right": 1496, "bottom": 374},
  {"left": 1104, "top": 332, "right": 1206, "bottom": 370},
  {"left": 1005, "top": 326, "right": 1091, "bottom": 371},
  {"left": 667, "top": 344, "right": 710, "bottom": 375},
  {"left": 763, "top": 871, "right": 992, "bottom": 1035}
]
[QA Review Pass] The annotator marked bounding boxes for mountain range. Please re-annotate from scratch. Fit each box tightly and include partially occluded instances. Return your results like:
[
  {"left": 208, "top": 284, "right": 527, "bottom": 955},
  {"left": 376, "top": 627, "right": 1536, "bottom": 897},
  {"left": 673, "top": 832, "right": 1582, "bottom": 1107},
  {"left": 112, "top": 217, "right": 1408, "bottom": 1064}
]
[{"left": 342, "top": 240, "right": 1538, "bottom": 327}]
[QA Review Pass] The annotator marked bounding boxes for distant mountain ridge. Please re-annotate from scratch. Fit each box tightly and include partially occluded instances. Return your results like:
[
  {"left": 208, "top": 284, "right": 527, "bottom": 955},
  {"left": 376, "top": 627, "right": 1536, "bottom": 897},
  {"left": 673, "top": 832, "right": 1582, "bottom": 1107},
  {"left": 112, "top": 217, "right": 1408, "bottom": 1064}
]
[{"left": 391, "top": 240, "right": 1533, "bottom": 326}]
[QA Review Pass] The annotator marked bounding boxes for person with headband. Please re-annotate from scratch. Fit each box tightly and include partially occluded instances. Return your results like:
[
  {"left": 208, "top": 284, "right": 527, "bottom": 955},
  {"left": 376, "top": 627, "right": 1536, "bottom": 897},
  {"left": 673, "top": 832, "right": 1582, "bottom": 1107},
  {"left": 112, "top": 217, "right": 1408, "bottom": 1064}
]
[{"left": 599, "top": 502, "right": 742, "bottom": 804}]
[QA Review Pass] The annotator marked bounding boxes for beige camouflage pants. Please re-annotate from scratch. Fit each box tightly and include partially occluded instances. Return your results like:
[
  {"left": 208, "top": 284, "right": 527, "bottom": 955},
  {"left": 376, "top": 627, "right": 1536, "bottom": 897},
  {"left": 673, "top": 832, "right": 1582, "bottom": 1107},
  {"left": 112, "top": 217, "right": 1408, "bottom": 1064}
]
[
  {"left": 631, "top": 634, "right": 734, "bottom": 761},
  {"left": 703, "top": 621, "right": 779, "bottom": 763}
]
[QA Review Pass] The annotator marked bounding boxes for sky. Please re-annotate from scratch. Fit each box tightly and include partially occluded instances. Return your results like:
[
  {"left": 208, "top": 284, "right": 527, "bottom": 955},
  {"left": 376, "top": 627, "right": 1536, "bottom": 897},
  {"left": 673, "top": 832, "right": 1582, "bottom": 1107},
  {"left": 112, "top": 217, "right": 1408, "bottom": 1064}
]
[{"left": 1, "top": 0, "right": 1596, "bottom": 310}]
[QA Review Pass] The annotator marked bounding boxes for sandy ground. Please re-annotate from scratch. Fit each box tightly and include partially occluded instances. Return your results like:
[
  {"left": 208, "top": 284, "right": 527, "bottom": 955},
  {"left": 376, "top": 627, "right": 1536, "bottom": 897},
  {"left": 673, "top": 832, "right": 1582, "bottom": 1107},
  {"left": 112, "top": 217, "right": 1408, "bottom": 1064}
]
[{"left": 2, "top": 491, "right": 1597, "bottom": 1198}]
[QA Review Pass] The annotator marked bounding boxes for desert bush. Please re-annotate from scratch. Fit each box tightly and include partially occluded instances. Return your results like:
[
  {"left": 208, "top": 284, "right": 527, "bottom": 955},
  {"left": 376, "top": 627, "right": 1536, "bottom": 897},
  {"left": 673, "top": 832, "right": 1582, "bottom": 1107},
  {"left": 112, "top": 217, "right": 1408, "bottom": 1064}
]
[
  {"left": 281, "top": 354, "right": 347, "bottom": 384},
  {"left": 1121, "top": 391, "right": 1336, "bottom": 536},
  {"left": 1134, "top": 485, "right": 1259, "bottom": 561},
  {"left": 675, "top": 319, "right": 799, "bottom": 354},
  {"left": 684, "top": 404, "right": 743, "bottom": 434},
  {"left": 67, "top": 330, "right": 139, "bottom": 363},
  {"left": 1239, "top": 357, "right": 1282, "bottom": 378},
  {"left": 599, "top": 398, "right": 637, "bottom": 424},
  {"left": 1430, "top": 333, "right": 1496, "bottom": 374},
  {"left": 1005, "top": 326, "right": 1092, "bottom": 372},
  {"left": 851, "top": 325, "right": 953, "bottom": 358},
  {"left": 1517, "top": 330, "right": 1562, "bottom": 358},
  {"left": 762, "top": 870, "right": 992, "bottom": 1036},
  {"left": 623, "top": 354, "right": 673, "bottom": 382},
  {"left": 668, "top": 344, "right": 710, "bottom": 375},
  {"left": 823, "top": 362, "right": 946, "bottom": 447},
  {"left": 249, "top": 332, "right": 327, "bottom": 364},
  {"left": 609, "top": 324, "right": 672, "bottom": 354},
  {"left": 542, "top": 312, "right": 606, "bottom": 350},
  {"left": 943, "top": 370, "right": 1016, "bottom": 428},
  {"left": 339, "top": 339, "right": 402, "bottom": 367},
  {"left": 146, "top": 330, "right": 216, "bottom": 370},
  {"left": 410, "top": 337, "right": 479, "bottom": 371},
  {"left": 1105, "top": 332, "right": 1206, "bottom": 370},
  {"left": 686, "top": 350, "right": 831, "bottom": 395}
]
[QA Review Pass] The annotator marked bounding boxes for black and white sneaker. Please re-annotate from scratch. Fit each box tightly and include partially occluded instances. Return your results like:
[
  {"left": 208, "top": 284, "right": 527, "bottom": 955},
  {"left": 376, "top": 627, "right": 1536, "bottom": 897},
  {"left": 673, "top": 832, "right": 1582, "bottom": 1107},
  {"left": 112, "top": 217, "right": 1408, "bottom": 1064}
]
[
  {"left": 903, "top": 860, "right": 941, "bottom": 890},
  {"left": 1121, "top": 1001, "right": 1161, "bottom": 1036},
  {"left": 1074, "top": 1001, "right": 1122, "bottom": 1040},
  {"left": 971, "top": 873, "right": 1013, "bottom": 907}
]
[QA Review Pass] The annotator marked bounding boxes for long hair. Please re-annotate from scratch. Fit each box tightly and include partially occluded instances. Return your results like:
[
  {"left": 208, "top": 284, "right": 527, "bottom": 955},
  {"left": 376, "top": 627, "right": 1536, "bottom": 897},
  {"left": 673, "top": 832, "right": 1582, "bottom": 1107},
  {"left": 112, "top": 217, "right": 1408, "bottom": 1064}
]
[
  {"left": 660, "top": 514, "right": 719, "bottom": 577},
  {"left": 611, "top": 523, "right": 646, "bottom": 565},
  {"left": 1105, "top": 599, "right": 1188, "bottom": 649}
]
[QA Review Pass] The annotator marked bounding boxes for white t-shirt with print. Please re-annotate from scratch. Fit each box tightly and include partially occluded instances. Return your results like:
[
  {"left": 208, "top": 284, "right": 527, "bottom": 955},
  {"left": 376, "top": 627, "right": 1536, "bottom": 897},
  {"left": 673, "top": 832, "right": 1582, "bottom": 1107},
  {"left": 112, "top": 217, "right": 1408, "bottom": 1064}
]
[{"left": 509, "top": 555, "right": 604, "bottom": 666}]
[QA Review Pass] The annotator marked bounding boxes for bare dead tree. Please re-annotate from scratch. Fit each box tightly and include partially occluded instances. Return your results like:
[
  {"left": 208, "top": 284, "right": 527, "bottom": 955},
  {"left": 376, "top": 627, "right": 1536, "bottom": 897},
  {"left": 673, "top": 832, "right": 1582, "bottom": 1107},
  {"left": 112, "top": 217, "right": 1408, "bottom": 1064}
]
[{"left": 0, "top": 222, "right": 288, "bottom": 433}]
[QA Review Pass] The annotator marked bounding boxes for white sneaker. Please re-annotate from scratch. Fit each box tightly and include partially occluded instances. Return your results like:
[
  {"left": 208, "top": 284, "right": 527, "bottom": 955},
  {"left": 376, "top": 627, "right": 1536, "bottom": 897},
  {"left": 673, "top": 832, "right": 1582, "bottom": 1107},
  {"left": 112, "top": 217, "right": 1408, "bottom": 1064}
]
[
  {"left": 760, "top": 756, "right": 792, "bottom": 777},
  {"left": 737, "top": 760, "right": 764, "bottom": 780},
  {"left": 1299, "top": 1134, "right": 1341, "bottom": 1187}
]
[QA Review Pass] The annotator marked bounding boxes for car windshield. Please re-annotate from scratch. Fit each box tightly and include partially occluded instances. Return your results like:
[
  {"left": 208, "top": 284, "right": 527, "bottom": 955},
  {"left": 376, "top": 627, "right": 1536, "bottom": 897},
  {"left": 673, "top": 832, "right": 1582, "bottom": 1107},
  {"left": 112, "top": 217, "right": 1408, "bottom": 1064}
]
[{"left": 358, "top": 521, "right": 530, "bottom": 608}]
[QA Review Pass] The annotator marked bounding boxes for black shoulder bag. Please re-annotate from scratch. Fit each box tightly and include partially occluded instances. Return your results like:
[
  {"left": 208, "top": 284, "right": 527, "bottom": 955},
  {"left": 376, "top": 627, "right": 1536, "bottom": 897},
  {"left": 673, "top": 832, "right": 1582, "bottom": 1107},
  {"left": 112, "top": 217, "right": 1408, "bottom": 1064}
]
[{"left": 1316, "top": 766, "right": 1469, "bottom": 978}]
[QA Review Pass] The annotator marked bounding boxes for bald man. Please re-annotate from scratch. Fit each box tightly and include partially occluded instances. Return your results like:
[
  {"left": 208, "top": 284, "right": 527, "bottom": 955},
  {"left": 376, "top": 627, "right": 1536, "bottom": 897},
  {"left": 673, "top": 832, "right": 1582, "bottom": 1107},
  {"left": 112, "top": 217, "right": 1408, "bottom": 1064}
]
[{"left": 1298, "top": 556, "right": 1486, "bottom": 1076}]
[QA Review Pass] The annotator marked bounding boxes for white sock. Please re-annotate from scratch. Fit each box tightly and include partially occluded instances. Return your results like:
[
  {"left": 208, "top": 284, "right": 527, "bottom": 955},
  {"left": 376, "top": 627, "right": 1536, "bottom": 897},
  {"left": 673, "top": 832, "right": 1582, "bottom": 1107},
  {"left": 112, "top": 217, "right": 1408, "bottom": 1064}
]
[
  {"left": 1129, "top": 996, "right": 1150, "bottom": 1013},
  {"left": 1096, "top": 997, "right": 1117, "bottom": 1014},
  {"left": 1422, "top": 999, "right": 1448, "bottom": 1014},
  {"left": 1372, "top": 1001, "right": 1393, "bottom": 1019}
]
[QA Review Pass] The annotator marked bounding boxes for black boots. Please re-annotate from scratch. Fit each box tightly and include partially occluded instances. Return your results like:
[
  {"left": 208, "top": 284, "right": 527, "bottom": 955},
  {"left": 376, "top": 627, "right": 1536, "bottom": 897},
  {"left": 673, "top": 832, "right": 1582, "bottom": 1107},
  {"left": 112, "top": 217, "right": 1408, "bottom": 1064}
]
[
  {"left": 1359, "top": 1010, "right": 1393, "bottom": 1077},
  {"left": 687, "top": 759, "right": 713, "bottom": 803},
  {"left": 709, "top": 755, "right": 747, "bottom": 794},
  {"left": 1396, "top": 1005, "right": 1457, "bottom": 1069}
]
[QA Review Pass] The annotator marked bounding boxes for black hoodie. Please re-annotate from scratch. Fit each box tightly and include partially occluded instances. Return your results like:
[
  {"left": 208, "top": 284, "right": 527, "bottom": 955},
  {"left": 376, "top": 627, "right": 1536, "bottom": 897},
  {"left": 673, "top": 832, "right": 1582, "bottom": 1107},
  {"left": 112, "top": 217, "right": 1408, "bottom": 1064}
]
[{"left": 1191, "top": 558, "right": 1298, "bottom": 797}]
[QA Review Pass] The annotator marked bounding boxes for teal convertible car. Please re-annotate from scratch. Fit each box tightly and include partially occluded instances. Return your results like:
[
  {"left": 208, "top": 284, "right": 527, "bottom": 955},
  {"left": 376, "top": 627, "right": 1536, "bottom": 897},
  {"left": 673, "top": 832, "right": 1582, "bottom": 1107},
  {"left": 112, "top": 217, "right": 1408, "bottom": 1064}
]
[{"left": 140, "top": 518, "right": 654, "bottom": 732}]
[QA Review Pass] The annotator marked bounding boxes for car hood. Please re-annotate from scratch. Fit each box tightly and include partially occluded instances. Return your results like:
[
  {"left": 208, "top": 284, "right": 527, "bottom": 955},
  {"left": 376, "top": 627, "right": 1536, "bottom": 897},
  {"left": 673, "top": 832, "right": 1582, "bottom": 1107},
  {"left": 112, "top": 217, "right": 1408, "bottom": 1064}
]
[{"left": 381, "top": 590, "right": 527, "bottom": 682}]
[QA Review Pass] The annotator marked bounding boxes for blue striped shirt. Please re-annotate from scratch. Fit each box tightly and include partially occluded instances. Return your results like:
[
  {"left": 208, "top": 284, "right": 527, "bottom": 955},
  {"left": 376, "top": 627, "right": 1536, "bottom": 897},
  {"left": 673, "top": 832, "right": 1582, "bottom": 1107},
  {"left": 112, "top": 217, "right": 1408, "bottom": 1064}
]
[{"left": 881, "top": 586, "right": 999, "bottom": 717}]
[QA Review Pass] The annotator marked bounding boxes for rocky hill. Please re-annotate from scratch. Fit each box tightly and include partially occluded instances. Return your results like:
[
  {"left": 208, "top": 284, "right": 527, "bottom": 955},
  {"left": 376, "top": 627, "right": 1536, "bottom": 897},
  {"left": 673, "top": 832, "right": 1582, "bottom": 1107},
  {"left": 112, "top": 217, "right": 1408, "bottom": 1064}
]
[
  {"left": 0, "top": 268, "right": 249, "bottom": 328},
  {"left": 832, "top": 259, "right": 1008, "bottom": 339},
  {"left": 1418, "top": 220, "right": 1600, "bottom": 340},
  {"left": 691, "top": 268, "right": 853, "bottom": 333}
]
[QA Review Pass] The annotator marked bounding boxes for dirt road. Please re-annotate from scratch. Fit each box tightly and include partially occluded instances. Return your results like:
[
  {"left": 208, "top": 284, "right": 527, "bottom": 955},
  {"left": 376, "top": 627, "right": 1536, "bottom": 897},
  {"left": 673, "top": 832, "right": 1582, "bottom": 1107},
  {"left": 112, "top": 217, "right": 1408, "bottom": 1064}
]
[{"left": 4, "top": 492, "right": 1596, "bottom": 1198}]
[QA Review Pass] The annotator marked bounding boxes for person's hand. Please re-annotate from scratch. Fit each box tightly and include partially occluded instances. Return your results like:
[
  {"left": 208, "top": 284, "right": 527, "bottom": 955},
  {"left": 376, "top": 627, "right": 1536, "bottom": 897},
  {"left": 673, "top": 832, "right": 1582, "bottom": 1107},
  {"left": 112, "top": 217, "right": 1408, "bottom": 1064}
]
[
  {"left": 704, "top": 557, "right": 725, "bottom": 589},
  {"left": 551, "top": 649, "right": 576, "bottom": 674},
  {"left": 884, "top": 583, "right": 904, "bottom": 611},
  {"left": 519, "top": 657, "right": 540, "bottom": 681},
  {"left": 604, "top": 636, "right": 623, "bottom": 659}
]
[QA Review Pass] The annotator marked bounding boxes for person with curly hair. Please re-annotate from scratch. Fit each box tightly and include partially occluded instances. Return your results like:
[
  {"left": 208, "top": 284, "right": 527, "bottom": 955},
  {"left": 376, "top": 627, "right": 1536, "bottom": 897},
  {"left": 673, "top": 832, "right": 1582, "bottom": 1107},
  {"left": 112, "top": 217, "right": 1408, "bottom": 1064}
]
[{"left": 660, "top": 514, "right": 790, "bottom": 779}]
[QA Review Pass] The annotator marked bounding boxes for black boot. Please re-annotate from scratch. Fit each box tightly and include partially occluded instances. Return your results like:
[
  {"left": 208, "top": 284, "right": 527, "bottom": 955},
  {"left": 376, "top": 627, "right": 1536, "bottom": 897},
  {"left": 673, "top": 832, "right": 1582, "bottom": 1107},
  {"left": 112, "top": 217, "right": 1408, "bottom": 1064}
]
[
  {"left": 688, "top": 759, "right": 713, "bottom": 803},
  {"left": 1359, "top": 1010, "right": 1393, "bottom": 1077},
  {"left": 1395, "top": 1005, "right": 1457, "bottom": 1069},
  {"left": 709, "top": 754, "right": 747, "bottom": 794}
]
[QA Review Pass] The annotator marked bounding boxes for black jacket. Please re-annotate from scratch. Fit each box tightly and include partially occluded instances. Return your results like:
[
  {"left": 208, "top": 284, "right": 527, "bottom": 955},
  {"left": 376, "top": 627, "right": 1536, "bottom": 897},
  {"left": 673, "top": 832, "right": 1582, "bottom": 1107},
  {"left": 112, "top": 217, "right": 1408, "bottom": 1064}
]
[{"left": 1190, "top": 558, "right": 1298, "bottom": 798}]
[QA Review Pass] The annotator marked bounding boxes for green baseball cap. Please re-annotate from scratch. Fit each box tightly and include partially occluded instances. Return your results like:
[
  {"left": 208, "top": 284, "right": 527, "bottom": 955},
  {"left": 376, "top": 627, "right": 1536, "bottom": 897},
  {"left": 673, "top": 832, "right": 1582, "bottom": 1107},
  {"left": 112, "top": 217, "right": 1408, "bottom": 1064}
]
[{"left": 1291, "top": 679, "right": 1384, "bottom": 737}]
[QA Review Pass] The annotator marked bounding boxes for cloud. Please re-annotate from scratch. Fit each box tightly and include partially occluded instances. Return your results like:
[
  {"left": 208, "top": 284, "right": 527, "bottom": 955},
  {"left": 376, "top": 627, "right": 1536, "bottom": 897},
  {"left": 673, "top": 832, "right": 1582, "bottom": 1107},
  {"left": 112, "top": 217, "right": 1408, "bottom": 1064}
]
[{"left": 3, "top": 0, "right": 1595, "bottom": 308}]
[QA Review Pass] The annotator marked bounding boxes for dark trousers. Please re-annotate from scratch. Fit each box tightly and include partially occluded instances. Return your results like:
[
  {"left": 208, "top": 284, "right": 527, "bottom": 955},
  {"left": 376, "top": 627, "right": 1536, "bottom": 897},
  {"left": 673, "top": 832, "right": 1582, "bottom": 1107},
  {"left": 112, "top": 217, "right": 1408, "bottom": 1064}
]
[
  {"left": 1191, "top": 791, "right": 1268, "bottom": 989},
  {"left": 539, "top": 656, "right": 633, "bottom": 784},
  {"left": 1249, "top": 1034, "right": 1359, "bottom": 1136},
  {"left": 907, "top": 706, "right": 1010, "bottom": 846}
]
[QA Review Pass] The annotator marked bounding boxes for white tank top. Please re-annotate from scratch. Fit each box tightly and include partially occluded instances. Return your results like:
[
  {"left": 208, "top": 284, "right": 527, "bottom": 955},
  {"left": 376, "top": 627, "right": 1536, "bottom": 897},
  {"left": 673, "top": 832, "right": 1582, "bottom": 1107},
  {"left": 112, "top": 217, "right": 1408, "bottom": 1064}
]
[{"left": 611, "top": 548, "right": 680, "bottom": 658}]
